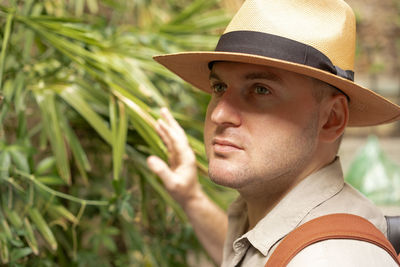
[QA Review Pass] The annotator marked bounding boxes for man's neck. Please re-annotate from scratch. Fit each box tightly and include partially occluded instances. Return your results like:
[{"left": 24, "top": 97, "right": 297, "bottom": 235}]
[
  {"left": 241, "top": 157, "right": 335, "bottom": 230},
  {"left": 242, "top": 176, "right": 297, "bottom": 230},
  {"left": 244, "top": 190, "right": 286, "bottom": 230}
]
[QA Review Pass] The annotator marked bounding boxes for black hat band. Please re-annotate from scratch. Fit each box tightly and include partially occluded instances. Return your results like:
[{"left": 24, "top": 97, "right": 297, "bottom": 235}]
[{"left": 210, "top": 31, "right": 354, "bottom": 82}]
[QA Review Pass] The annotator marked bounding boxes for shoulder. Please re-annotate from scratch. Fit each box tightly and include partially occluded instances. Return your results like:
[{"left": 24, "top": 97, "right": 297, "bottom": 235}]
[
  {"left": 306, "top": 182, "right": 387, "bottom": 234},
  {"left": 287, "top": 239, "right": 398, "bottom": 267}
]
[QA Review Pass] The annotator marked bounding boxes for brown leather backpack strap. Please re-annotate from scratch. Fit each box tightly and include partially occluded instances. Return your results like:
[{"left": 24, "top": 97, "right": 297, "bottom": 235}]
[{"left": 265, "top": 213, "right": 400, "bottom": 267}]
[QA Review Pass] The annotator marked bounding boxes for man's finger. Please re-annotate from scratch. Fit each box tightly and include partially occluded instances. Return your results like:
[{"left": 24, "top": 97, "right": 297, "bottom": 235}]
[
  {"left": 147, "top": 155, "right": 174, "bottom": 186},
  {"left": 156, "top": 108, "right": 194, "bottom": 166},
  {"left": 158, "top": 113, "right": 189, "bottom": 153},
  {"left": 160, "top": 107, "right": 185, "bottom": 135},
  {"left": 157, "top": 119, "right": 181, "bottom": 167},
  {"left": 156, "top": 119, "right": 173, "bottom": 152}
]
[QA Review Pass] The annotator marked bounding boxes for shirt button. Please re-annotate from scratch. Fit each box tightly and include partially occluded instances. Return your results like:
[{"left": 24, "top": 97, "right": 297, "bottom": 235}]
[{"left": 234, "top": 240, "right": 247, "bottom": 250}]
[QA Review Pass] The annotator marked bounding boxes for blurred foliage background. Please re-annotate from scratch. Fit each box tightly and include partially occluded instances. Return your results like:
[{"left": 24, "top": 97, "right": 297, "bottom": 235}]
[
  {"left": 0, "top": 0, "right": 235, "bottom": 266},
  {"left": 0, "top": 0, "right": 399, "bottom": 266}
]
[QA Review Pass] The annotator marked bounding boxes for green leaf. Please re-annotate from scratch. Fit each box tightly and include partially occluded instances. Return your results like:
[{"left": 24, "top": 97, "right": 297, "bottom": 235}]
[
  {"left": 10, "top": 247, "right": 32, "bottom": 262},
  {"left": 119, "top": 196, "right": 134, "bottom": 222},
  {"left": 75, "top": 0, "right": 85, "bottom": 16},
  {"left": 59, "top": 114, "right": 91, "bottom": 185},
  {"left": 0, "top": 151, "right": 11, "bottom": 180},
  {"left": 0, "top": 217, "right": 12, "bottom": 241},
  {"left": 9, "top": 148, "right": 30, "bottom": 173},
  {"left": 35, "top": 91, "right": 71, "bottom": 185},
  {"left": 13, "top": 73, "right": 27, "bottom": 114},
  {"left": 0, "top": 233, "right": 9, "bottom": 264},
  {"left": 111, "top": 97, "right": 127, "bottom": 181},
  {"left": 87, "top": 0, "right": 99, "bottom": 14},
  {"left": 36, "top": 175, "right": 66, "bottom": 186},
  {"left": 23, "top": 27, "right": 35, "bottom": 61},
  {"left": 35, "top": 157, "right": 56, "bottom": 176},
  {"left": 48, "top": 205, "right": 78, "bottom": 224},
  {"left": 112, "top": 90, "right": 166, "bottom": 159},
  {"left": 2, "top": 79, "right": 14, "bottom": 102},
  {"left": 140, "top": 169, "right": 186, "bottom": 222},
  {"left": 62, "top": 120, "right": 91, "bottom": 171},
  {"left": 0, "top": 12, "right": 13, "bottom": 90},
  {"left": 59, "top": 84, "right": 112, "bottom": 144},
  {"left": 3, "top": 207, "right": 23, "bottom": 229},
  {"left": 28, "top": 208, "right": 57, "bottom": 251},
  {"left": 23, "top": 218, "right": 39, "bottom": 255},
  {"left": 167, "top": 0, "right": 217, "bottom": 26}
]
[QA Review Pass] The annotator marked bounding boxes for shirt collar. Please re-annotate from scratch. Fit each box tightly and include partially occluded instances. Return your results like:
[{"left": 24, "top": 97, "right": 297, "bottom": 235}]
[{"left": 230, "top": 157, "right": 345, "bottom": 256}]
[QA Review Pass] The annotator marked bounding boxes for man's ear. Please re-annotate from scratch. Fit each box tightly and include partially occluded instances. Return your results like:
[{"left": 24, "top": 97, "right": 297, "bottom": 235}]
[{"left": 319, "top": 94, "right": 349, "bottom": 143}]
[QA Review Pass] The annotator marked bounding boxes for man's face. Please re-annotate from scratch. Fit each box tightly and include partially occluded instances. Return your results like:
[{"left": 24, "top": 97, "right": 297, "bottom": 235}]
[{"left": 204, "top": 62, "right": 323, "bottom": 192}]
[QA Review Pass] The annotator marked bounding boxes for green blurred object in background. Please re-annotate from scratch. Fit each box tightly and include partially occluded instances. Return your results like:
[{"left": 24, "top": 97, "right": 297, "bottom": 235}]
[{"left": 346, "top": 136, "right": 400, "bottom": 205}]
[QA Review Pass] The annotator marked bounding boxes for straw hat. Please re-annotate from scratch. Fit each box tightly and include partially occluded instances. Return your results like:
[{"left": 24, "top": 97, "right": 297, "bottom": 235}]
[{"left": 154, "top": 0, "right": 400, "bottom": 126}]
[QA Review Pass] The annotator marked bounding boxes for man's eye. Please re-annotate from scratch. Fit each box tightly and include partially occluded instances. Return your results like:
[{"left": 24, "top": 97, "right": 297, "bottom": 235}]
[
  {"left": 211, "top": 83, "right": 227, "bottom": 94},
  {"left": 254, "top": 85, "right": 270, "bottom": 95}
]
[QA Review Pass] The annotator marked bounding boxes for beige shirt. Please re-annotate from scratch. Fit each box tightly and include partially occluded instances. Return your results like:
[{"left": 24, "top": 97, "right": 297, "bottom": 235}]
[{"left": 221, "top": 158, "right": 398, "bottom": 267}]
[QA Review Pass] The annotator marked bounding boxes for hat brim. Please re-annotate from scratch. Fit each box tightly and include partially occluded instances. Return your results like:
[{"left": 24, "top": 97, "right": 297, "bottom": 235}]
[{"left": 154, "top": 51, "right": 400, "bottom": 127}]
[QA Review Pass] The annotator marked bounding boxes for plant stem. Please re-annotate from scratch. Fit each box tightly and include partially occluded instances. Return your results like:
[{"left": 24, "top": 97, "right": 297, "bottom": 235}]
[
  {"left": 0, "top": 12, "right": 14, "bottom": 90},
  {"left": 14, "top": 170, "right": 108, "bottom": 206}
]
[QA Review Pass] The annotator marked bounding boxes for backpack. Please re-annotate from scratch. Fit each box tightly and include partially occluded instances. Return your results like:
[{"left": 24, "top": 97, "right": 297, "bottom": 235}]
[{"left": 265, "top": 213, "right": 400, "bottom": 266}]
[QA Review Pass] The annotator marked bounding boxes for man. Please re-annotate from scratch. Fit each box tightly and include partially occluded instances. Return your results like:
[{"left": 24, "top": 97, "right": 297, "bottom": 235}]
[{"left": 147, "top": 0, "right": 400, "bottom": 266}]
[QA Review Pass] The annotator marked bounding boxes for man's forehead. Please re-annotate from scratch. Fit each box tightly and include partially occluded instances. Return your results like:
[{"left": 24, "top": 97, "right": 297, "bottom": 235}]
[{"left": 209, "top": 61, "right": 286, "bottom": 83}]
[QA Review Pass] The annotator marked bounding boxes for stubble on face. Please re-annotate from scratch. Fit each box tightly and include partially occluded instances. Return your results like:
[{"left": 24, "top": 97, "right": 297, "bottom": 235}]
[{"left": 207, "top": 112, "right": 320, "bottom": 192}]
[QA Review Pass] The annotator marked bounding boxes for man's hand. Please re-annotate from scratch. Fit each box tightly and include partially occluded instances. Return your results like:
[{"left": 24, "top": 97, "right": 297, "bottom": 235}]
[
  {"left": 146, "top": 107, "right": 227, "bottom": 265},
  {"left": 147, "top": 107, "right": 201, "bottom": 206}
]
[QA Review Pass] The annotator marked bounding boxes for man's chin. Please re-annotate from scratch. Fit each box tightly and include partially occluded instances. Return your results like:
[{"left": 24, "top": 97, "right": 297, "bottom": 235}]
[
  {"left": 208, "top": 167, "right": 249, "bottom": 189},
  {"left": 209, "top": 156, "right": 254, "bottom": 185}
]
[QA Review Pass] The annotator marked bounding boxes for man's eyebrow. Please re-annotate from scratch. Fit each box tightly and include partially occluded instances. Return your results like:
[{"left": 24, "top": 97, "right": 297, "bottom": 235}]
[
  {"left": 209, "top": 71, "right": 220, "bottom": 81},
  {"left": 244, "top": 72, "right": 282, "bottom": 83},
  {"left": 208, "top": 70, "right": 282, "bottom": 83}
]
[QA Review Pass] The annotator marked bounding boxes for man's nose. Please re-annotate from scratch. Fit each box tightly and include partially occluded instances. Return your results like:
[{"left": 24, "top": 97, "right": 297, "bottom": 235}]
[{"left": 210, "top": 92, "right": 241, "bottom": 126}]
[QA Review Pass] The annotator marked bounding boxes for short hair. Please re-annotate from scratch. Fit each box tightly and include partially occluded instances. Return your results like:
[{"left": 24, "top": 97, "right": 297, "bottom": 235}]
[{"left": 311, "top": 78, "right": 345, "bottom": 102}]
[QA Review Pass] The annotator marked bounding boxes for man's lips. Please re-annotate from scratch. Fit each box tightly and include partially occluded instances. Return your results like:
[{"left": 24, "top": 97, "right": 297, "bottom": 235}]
[{"left": 212, "top": 138, "right": 243, "bottom": 153}]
